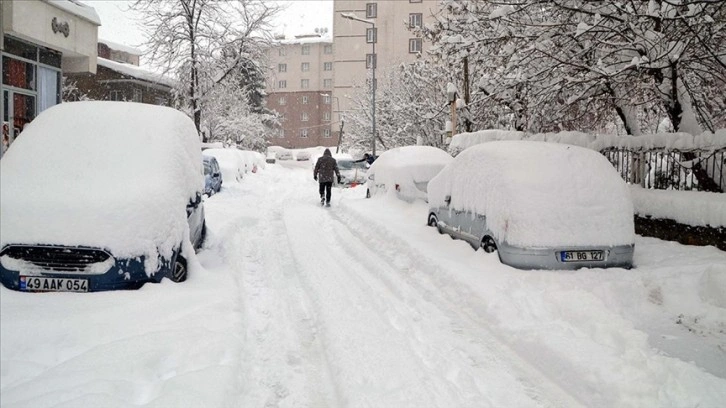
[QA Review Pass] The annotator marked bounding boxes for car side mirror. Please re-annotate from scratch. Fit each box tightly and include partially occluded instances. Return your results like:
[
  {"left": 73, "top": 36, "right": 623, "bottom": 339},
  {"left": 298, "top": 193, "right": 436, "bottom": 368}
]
[{"left": 444, "top": 195, "right": 451, "bottom": 205}]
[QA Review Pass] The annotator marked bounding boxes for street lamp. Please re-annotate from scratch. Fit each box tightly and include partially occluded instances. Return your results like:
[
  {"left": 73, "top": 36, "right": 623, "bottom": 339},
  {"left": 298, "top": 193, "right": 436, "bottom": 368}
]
[
  {"left": 321, "top": 93, "right": 344, "bottom": 153},
  {"left": 341, "top": 12, "right": 376, "bottom": 157}
]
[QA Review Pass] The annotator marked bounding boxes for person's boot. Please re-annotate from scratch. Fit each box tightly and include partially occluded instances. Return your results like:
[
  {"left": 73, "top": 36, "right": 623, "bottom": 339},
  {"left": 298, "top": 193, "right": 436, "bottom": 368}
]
[
  {"left": 325, "top": 202, "right": 331, "bottom": 207},
  {"left": 320, "top": 196, "right": 325, "bottom": 206}
]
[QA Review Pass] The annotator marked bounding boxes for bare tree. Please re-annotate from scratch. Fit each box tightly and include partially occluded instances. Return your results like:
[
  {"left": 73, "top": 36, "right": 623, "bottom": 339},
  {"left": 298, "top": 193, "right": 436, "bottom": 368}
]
[{"left": 130, "top": 0, "right": 280, "bottom": 133}]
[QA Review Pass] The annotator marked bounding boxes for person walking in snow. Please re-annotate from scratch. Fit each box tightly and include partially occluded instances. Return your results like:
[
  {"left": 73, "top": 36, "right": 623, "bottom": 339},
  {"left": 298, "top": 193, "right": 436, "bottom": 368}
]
[{"left": 313, "top": 148, "right": 342, "bottom": 207}]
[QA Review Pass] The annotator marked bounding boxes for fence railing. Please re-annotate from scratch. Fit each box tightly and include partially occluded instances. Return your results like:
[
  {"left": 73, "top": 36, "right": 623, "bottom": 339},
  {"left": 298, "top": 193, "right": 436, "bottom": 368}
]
[{"left": 601, "top": 148, "right": 725, "bottom": 192}]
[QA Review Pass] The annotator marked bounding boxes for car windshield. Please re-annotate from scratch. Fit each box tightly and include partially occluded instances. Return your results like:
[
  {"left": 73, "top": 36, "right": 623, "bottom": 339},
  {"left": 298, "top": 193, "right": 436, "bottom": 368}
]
[
  {"left": 338, "top": 160, "right": 366, "bottom": 170},
  {"left": 203, "top": 161, "right": 212, "bottom": 174}
]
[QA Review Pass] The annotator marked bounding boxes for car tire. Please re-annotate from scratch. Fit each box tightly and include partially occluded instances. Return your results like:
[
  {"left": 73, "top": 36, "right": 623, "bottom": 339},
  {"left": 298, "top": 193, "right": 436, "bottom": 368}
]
[
  {"left": 481, "top": 236, "right": 497, "bottom": 253},
  {"left": 170, "top": 255, "right": 188, "bottom": 283},
  {"left": 428, "top": 214, "right": 442, "bottom": 234}
]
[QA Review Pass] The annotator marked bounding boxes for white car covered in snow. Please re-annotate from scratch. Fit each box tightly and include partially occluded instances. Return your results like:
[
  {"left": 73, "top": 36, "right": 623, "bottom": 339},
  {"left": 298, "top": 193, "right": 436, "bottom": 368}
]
[
  {"left": 0, "top": 101, "right": 206, "bottom": 291},
  {"left": 203, "top": 148, "right": 246, "bottom": 183},
  {"left": 427, "top": 141, "right": 635, "bottom": 270},
  {"left": 366, "top": 146, "right": 453, "bottom": 201}
]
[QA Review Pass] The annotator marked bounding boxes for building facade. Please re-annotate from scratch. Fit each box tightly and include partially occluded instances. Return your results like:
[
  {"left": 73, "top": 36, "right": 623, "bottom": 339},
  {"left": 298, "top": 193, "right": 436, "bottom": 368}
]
[
  {"left": 265, "top": 35, "right": 337, "bottom": 149},
  {"left": 65, "top": 41, "right": 173, "bottom": 106},
  {"left": 332, "top": 0, "right": 438, "bottom": 118},
  {"left": 1, "top": 0, "right": 100, "bottom": 156}
]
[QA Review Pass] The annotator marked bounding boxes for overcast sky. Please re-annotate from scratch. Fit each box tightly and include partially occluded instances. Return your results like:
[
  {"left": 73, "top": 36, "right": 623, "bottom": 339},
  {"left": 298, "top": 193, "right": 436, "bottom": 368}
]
[{"left": 85, "top": 1, "right": 333, "bottom": 52}]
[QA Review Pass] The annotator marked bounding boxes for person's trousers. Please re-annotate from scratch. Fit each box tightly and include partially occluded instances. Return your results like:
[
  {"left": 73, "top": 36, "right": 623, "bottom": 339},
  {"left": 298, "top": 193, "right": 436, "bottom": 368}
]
[{"left": 319, "top": 181, "right": 333, "bottom": 203}]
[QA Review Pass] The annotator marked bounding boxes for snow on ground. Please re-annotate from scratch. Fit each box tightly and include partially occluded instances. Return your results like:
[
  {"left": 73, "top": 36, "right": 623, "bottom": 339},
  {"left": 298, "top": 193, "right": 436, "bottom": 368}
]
[{"left": 2, "top": 160, "right": 725, "bottom": 407}]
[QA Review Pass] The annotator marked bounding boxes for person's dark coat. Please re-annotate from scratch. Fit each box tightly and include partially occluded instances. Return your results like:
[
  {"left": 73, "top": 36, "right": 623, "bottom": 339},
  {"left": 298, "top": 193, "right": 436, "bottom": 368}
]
[{"left": 314, "top": 149, "right": 341, "bottom": 183}]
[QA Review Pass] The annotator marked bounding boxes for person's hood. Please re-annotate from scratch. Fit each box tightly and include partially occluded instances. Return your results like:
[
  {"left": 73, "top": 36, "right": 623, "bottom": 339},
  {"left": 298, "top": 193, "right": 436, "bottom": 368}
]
[{"left": 323, "top": 148, "right": 332, "bottom": 156}]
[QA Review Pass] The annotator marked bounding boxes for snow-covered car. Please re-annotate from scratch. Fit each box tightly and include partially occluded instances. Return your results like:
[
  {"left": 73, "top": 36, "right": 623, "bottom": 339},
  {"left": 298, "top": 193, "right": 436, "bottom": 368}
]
[
  {"left": 335, "top": 154, "right": 368, "bottom": 187},
  {"left": 237, "top": 149, "right": 265, "bottom": 173},
  {"left": 203, "top": 148, "right": 245, "bottom": 183},
  {"left": 203, "top": 155, "right": 223, "bottom": 196},
  {"left": 427, "top": 141, "right": 635, "bottom": 270},
  {"left": 366, "top": 146, "right": 453, "bottom": 201},
  {"left": 265, "top": 152, "right": 276, "bottom": 164},
  {"left": 296, "top": 150, "right": 311, "bottom": 161},
  {"left": 0, "top": 101, "right": 206, "bottom": 292},
  {"left": 276, "top": 149, "right": 293, "bottom": 161}
]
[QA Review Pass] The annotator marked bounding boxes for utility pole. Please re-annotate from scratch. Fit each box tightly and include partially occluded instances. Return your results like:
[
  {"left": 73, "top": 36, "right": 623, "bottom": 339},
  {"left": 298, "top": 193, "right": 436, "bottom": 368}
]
[{"left": 336, "top": 119, "right": 345, "bottom": 154}]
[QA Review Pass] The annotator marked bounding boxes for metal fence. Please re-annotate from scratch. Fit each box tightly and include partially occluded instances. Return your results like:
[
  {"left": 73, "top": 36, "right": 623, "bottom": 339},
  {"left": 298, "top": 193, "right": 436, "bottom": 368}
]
[{"left": 600, "top": 148, "right": 726, "bottom": 192}]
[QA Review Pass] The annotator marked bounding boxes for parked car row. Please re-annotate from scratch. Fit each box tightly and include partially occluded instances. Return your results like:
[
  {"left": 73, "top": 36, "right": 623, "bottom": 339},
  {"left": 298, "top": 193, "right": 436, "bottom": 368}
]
[
  {"left": 365, "top": 142, "right": 635, "bottom": 270},
  {"left": 0, "top": 101, "right": 207, "bottom": 293}
]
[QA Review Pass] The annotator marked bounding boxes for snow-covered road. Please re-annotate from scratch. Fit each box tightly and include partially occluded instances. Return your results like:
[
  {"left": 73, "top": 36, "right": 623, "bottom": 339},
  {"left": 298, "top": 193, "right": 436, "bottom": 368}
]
[{"left": 2, "top": 161, "right": 725, "bottom": 407}]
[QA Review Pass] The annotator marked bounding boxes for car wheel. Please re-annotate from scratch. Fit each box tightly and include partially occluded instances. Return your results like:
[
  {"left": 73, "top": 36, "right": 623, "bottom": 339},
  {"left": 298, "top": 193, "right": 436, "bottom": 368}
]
[
  {"left": 170, "top": 255, "right": 188, "bottom": 283},
  {"left": 428, "top": 214, "right": 442, "bottom": 234},
  {"left": 481, "top": 236, "right": 497, "bottom": 253},
  {"left": 366, "top": 188, "right": 371, "bottom": 198}
]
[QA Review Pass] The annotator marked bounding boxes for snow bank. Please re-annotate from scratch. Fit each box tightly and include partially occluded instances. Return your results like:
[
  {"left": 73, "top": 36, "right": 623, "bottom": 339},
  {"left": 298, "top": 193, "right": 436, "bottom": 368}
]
[
  {"left": 0, "top": 101, "right": 202, "bottom": 260},
  {"left": 428, "top": 141, "right": 634, "bottom": 247},
  {"left": 450, "top": 128, "right": 726, "bottom": 155},
  {"left": 630, "top": 186, "right": 726, "bottom": 227}
]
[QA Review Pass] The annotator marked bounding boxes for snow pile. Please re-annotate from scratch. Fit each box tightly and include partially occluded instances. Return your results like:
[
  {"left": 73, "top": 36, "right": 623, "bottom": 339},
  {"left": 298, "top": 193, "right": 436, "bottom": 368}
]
[
  {"left": 203, "top": 148, "right": 246, "bottom": 183},
  {"left": 368, "top": 146, "right": 453, "bottom": 201},
  {"left": 0, "top": 101, "right": 203, "bottom": 260},
  {"left": 630, "top": 186, "right": 726, "bottom": 227},
  {"left": 450, "top": 128, "right": 726, "bottom": 155},
  {"left": 428, "top": 141, "right": 634, "bottom": 247},
  {"left": 237, "top": 150, "right": 266, "bottom": 172}
]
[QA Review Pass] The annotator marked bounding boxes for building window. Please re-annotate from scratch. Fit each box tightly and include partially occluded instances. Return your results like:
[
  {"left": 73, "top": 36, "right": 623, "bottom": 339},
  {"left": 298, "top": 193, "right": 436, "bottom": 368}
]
[
  {"left": 278, "top": 128, "right": 285, "bottom": 138},
  {"left": 324, "top": 62, "right": 333, "bottom": 71},
  {"left": 366, "top": 3, "right": 377, "bottom": 18},
  {"left": 132, "top": 89, "right": 142, "bottom": 102},
  {"left": 366, "top": 28, "right": 377, "bottom": 44},
  {"left": 300, "top": 128, "right": 309, "bottom": 138},
  {"left": 278, "top": 63, "right": 287, "bottom": 72},
  {"left": 323, "top": 94, "right": 331, "bottom": 104},
  {"left": 302, "top": 95, "right": 309, "bottom": 104},
  {"left": 278, "top": 48, "right": 286, "bottom": 56},
  {"left": 409, "top": 13, "right": 423, "bottom": 28},
  {"left": 301, "top": 62, "right": 310, "bottom": 72},
  {"left": 301, "top": 79, "right": 309, "bottom": 89},
  {"left": 409, "top": 38, "right": 423, "bottom": 53},
  {"left": 109, "top": 90, "right": 124, "bottom": 101},
  {"left": 278, "top": 80, "right": 287, "bottom": 89},
  {"left": 410, "top": 0, "right": 422, "bottom": 2},
  {"left": 279, "top": 96, "right": 286, "bottom": 105},
  {"left": 301, "top": 112, "right": 309, "bottom": 122},
  {"left": 323, "top": 79, "right": 332, "bottom": 88},
  {"left": 323, "top": 129, "right": 331, "bottom": 138},
  {"left": 324, "top": 45, "right": 333, "bottom": 54},
  {"left": 323, "top": 111, "right": 331, "bottom": 121},
  {"left": 366, "top": 54, "right": 377, "bottom": 69},
  {"left": 301, "top": 45, "right": 310, "bottom": 55}
]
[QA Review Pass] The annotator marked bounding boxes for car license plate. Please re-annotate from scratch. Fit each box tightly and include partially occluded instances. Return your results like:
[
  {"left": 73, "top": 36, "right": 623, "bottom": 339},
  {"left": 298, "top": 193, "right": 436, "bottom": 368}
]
[
  {"left": 20, "top": 276, "right": 89, "bottom": 292},
  {"left": 560, "top": 250, "right": 604, "bottom": 262}
]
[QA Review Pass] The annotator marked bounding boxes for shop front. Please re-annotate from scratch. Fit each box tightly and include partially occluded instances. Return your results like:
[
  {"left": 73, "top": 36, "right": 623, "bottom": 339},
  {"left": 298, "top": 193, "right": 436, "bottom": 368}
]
[{"left": 1, "top": 0, "right": 100, "bottom": 157}]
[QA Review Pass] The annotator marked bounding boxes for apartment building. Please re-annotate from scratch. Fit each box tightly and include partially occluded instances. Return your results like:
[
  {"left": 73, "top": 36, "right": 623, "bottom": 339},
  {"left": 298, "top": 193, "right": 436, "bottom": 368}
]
[
  {"left": 332, "top": 0, "right": 439, "bottom": 115},
  {"left": 265, "top": 34, "right": 337, "bottom": 149}
]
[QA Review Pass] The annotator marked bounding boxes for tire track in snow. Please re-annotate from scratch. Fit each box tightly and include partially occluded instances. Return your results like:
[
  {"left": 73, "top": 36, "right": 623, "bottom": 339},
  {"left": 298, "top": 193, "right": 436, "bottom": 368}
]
[
  {"left": 281, "top": 201, "right": 580, "bottom": 408},
  {"left": 220, "top": 167, "right": 340, "bottom": 408}
]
